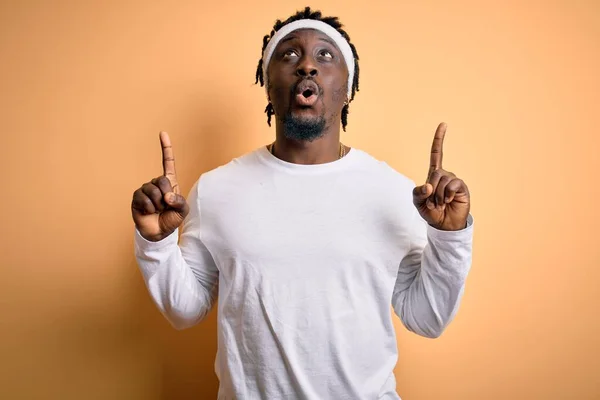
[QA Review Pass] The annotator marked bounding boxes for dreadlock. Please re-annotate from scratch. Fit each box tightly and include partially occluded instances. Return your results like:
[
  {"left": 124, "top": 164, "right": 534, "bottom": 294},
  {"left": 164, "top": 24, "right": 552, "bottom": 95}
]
[{"left": 255, "top": 6, "right": 360, "bottom": 131}]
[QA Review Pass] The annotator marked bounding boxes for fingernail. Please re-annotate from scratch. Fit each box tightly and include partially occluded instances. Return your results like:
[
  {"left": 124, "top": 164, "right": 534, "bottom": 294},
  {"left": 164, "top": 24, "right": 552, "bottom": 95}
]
[
  {"left": 445, "top": 197, "right": 451, "bottom": 203},
  {"left": 427, "top": 200, "right": 434, "bottom": 209},
  {"left": 422, "top": 185, "right": 428, "bottom": 194}
]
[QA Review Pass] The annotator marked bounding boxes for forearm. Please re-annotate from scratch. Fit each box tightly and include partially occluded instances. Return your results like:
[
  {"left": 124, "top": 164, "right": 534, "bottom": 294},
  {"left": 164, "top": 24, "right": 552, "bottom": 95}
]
[
  {"left": 135, "top": 228, "right": 217, "bottom": 330},
  {"left": 393, "top": 215, "right": 473, "bottom": 338}
]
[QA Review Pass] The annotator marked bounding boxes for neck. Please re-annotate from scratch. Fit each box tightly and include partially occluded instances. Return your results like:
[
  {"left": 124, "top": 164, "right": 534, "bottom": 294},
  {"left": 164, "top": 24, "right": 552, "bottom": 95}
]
[{"left": 272, "top": 123, "right": 344, "bottom": 165}]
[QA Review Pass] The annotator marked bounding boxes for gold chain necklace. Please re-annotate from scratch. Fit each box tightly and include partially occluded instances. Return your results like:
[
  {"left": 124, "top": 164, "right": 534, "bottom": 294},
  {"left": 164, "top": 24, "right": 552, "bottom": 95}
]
[{"left": 268, "top": 142, "right": 346, "bottom": 159}]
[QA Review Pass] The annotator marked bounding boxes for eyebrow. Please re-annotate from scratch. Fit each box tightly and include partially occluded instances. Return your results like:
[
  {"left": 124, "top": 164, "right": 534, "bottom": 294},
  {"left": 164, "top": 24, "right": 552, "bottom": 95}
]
[{"left": 318, "top": 36, "right": 337, "bottom": 48}]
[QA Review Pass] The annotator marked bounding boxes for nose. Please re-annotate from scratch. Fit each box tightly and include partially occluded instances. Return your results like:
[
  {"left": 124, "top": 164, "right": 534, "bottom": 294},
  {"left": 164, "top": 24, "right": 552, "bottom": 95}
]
[{"left": 296, "top": 56, "right": 318, "bottom": 77}]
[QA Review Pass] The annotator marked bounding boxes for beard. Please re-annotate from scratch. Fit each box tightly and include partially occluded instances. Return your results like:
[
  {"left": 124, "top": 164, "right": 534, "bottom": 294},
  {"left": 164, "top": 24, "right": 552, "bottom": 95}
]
[{"left": 281, "top": 113, "right": 327, "bottom": 142}]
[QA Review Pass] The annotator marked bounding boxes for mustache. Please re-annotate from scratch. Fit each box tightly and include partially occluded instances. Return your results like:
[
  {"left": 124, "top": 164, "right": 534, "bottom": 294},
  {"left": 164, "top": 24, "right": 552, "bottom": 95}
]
[{"left": 291, "top": 78, "right": 323, "bottom": 94}]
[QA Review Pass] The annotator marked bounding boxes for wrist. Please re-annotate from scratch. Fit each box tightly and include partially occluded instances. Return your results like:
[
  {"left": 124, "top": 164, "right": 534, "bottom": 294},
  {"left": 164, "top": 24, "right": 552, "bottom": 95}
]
[{"left": 430, "top": 219, "right": 468, "bottom": 231}]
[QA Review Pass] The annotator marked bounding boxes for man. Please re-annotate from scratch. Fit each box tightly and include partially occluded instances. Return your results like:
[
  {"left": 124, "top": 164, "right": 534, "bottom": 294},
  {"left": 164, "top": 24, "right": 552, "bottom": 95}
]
[{"left": 132, "top": 7, "right": 473, "bottom": 399}]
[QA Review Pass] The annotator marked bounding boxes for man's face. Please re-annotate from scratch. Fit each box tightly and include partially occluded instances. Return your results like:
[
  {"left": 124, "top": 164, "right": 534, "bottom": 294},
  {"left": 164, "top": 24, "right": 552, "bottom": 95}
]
[{"left": 267, "top": 28, "right": 349, "bottom": 141}]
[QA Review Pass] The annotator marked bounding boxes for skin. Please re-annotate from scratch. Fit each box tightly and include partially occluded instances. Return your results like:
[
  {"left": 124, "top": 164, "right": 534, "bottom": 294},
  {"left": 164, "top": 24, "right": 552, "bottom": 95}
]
[
  {"left": 266, "top": 28, "right": 350, "bottom": 165},
  {"left": 413, "top": 122, "right": 470, "bottom": 231},
  {"left": 131, "top": 132, "right": 189, "bottom": 242},
  {"left": 131, "top": 31, "right": 470, "bottom": 240}
]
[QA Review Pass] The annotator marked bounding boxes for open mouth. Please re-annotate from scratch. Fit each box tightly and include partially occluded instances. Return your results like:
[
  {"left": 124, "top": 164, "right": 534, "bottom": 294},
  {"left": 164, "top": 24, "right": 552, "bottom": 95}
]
[{"left": 294, "top": 80, "right": 319, "bottom": 107}]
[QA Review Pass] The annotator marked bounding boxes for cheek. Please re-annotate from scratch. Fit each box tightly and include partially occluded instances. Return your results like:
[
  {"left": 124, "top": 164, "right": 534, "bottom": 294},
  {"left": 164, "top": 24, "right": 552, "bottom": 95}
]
[
  {"left": 268, "top": 84, "right": 291, "bottom": 115},
  {"left": 323, "top": 74, "right": 348, "bottom": 103},
  {"left": 331, "top": 85, "right": 346, "bottom": 103},
  {"left": 267, "top": 71, "right": 286, "bottom": 97}
]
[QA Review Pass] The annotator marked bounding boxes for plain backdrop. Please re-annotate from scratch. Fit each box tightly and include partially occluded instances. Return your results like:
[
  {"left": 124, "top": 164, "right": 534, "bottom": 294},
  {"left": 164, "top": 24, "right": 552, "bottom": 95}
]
[{"left": 1, "top": 0, "right": 599, "bottom": 399}]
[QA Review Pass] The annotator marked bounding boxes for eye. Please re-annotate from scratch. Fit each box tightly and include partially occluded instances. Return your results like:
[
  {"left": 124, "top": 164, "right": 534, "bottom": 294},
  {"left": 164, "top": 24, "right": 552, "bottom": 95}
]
[
  {"left": 283, "top": 49, "right": 299, "bottom": 58},
  {"left": 319, "top": 50, "right": 333, "bottom": 59}
]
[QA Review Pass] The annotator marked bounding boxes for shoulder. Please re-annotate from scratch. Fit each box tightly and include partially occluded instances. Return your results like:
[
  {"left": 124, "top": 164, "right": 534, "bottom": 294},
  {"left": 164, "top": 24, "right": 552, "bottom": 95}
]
[
  {"left": 350, "top": 148, "right": 417, "bottom": 191},
  {"left": 191, "top": 147, "right": 264, "bottom": 194}
]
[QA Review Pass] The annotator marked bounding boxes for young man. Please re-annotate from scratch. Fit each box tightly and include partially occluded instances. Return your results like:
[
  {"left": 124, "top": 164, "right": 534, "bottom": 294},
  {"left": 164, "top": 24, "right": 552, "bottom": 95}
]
[{"left": 132, "top": 7, "right": 473, "bottom": 399}]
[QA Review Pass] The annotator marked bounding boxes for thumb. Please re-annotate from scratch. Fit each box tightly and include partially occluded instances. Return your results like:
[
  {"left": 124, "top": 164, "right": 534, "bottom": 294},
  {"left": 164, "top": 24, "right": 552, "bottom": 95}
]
[
  {"left": 159, "top": 192, "right": 189, "bottom": 235},
  {"left": 164, "top": 192, "right": 188, "bottom": 212},
  {"left": 412, "top": 183, "right": 433, "bottom": 204}
]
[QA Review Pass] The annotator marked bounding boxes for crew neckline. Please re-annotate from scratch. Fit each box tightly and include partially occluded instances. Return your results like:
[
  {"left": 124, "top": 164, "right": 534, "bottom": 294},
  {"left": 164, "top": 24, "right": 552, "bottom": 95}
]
[{"left": 256, "top": 144, "right": 360, "bottom": 174}]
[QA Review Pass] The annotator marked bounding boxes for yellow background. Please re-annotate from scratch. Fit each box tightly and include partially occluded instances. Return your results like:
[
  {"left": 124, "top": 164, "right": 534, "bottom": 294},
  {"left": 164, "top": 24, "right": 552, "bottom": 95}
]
[{"left": 1, "top": 0, "right": 599, "bottom": 399}]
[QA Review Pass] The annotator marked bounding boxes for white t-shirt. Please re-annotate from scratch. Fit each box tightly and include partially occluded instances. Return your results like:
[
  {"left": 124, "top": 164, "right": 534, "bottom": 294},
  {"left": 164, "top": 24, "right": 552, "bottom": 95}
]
[{"left": 134, "top": 145, "right": 474, "bottom": 399}]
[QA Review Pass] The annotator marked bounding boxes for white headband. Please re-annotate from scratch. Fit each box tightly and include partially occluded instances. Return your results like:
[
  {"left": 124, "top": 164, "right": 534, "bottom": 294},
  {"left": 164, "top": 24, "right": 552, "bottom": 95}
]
[{"left": 261, "top": 19, "right": 355, "bottom": 100}]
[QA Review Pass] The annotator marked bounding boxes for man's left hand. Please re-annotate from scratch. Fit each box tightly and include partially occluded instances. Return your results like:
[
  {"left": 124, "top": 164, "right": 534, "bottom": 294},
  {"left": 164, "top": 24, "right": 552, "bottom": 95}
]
[{"left": 412, "top": 122, "right": 470, "bottom": 231}]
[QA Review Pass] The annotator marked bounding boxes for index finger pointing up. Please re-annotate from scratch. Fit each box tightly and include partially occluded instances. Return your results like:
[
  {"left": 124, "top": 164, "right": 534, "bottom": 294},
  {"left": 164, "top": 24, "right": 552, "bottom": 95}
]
[
  {"left": 428, "top": 122, "right": 447, "bottom": 180},
  {"left": 159, "top": 131, "right": 180, "bottom": 194}
]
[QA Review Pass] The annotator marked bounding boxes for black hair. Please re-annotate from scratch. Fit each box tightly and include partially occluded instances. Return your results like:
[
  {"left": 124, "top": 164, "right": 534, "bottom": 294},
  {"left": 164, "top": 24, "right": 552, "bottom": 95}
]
[{"left": 255, "top": 6, "right": 360, "bottom": 131}]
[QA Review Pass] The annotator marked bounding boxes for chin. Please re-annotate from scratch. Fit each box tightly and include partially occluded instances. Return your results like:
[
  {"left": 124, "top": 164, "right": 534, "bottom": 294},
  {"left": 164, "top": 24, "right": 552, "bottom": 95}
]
[
  {"left": 290, "top": 111, "right": 320, "bottom": 123},
  {"left": 281, "top": 111, "right": 327, "bottom": 142}
]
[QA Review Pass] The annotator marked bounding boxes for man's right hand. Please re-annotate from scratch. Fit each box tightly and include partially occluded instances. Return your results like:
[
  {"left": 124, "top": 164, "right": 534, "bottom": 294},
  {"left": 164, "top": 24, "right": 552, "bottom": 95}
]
[{"left": 131, "top": 131, "right": 189, "bottom": 242}]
